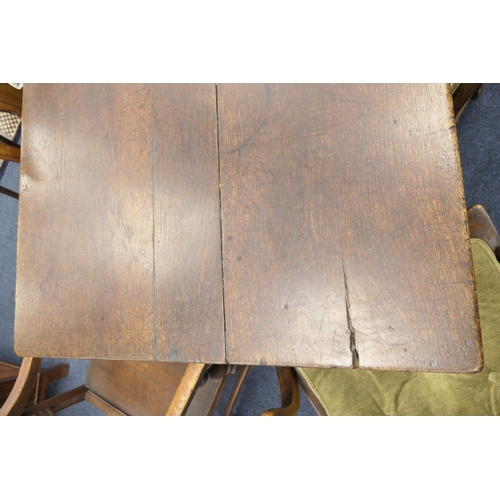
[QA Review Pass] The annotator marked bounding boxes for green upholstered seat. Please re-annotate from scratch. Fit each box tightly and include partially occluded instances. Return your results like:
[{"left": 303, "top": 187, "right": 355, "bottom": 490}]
[{"left": 298, "top": 238, "right": 500, "bottom": 415}]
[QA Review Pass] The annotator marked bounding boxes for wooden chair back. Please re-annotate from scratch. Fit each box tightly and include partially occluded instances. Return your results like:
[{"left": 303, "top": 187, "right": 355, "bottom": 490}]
[
  {"left": 19, "top": 361, "right": 246, "bottom": 416},
  {"left": 0, "top": 357, "right": 68, "bottom": 415},
  {"left": 0, "top": 358, "right": 41, "bottom": 415}
]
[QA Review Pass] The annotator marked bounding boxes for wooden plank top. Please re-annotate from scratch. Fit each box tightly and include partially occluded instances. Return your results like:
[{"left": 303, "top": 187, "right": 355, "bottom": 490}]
[
  {"left": 15, "top": 84, "right": 225, "bottom": 363},
  {"left": 218, "top": 84, "right": 482, "bottom": 372},
  {"left": 14, "top": 84, "right": 483, "bottom": 372}
]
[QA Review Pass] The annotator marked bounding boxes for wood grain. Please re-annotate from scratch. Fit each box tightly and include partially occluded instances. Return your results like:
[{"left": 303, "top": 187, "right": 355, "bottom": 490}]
[
  {"left": 452, "top": 83, "right": 482, "bottom": 121},
  {"left": 14, "top": 84, "right": 481, "bottom": 372},
  {"left": 165, "top": 363, "right": 206, "bottom": 415},
  {"left": 22, "top": 385, "right": 87, "bottom": 415},
  {"left": 0, "top": 142, "right": 20, "bottom": 162},
  {"left": 85, "top": 390, "right": 127, "bottom": 416},
  {"left": 218, "top": 84, "right": 352, "bottom": 368},
  {"left": 20, "top": 359, "right": 230, "bottom": 416},
  {"left": 262, "top": 367, "right": 300, "bottom": 416},
  {"left": 1, "top": 362, "right": 26, "bottom": 408},
  {"left": 0, "top": 361, "right": 68, "bottom": 410},
  {"left": 15, "top": 84, "right": 225, "bottom": 362},
  {"left": 15, "top": 84, "right": 155, "bottom": 359},
  {"left": 152, "top": 84, "right": 225, "bottom": 363},
  {"left": 0, "top": 83, "right": 22, "bottom": 115},
  {"left": 0, "top": 357, "right": 41, "bottom": 416},
  {"left": 218, "top": 84, "right": 482, "bottom": 372},
  {"left": 336, "top": 84, "right": 481, "bottom": 372},
  {"left": 0, "top": 361, "right": 19, "bottom": 380},
  {"left": 86, "top": 359, "right": 189, "bottom": 416}
]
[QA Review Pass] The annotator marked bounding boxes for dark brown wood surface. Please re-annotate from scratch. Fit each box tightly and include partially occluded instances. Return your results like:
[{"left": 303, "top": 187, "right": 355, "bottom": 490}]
[
  {"left": 218, "top": 84, "right": 482, "bottom": 372},
  {"left": 15, "top": 84, "right": 482, "bottom": 372},
  {"left": 218, "top": 84, "right": 352, "bottom": 368},
  {"left": 15, "top": 84, "right": 225, "bottom": 363},
  {"left": 452, "top": 83, "right": 483, "bottom": 121},
  {"left": 0, "top": 83, "right": 22, "bottom": 115},
  {"left": 0, "top": 361, "right": 18, "bottom": 379},
  {"left": 16, "top": 84, "right": 155, "bottom": 359},
  {"left": 0, "top": 357, "right": 41, "bottom": 415},
  {"left": 22, "top": 385, "right": 88, "bottom": 415},
  {"left": 0, "top": 360, "right": 68, "bottom": 411},
  {"left": 85, "top": 390, "right": 127, "bottom": 416},
  {"left": 86, "top": 360, "right": 206, "bottom": 416},
  {"left": 0, "top": 185, "right": 19, "bottom": 199},
  {"left": 262, "top": 367, "right": 301, "bottom": 416},
  {"left": 152, "top": 85, "right": 224, "bottom": 362},
  {"left": 0, "top": 362, "right": 21, "bottom": 406},
  {"left": 467, "top": 204, "right": 500, "bottom": 259},
  {"left": 0, "top": 141, "right": 21, "bottom": 162}
]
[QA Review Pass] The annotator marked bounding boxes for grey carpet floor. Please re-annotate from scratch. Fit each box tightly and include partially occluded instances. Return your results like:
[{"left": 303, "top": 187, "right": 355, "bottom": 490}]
[{"left": 1, "top": 84, "right": 499, "bottom": 415}]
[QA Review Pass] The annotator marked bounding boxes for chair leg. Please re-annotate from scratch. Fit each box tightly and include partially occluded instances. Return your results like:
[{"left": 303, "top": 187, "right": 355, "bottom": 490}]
[
  {"left": 36, "top": 363, "right": 70, "bottom": 403},
  {"left": 453, "top": 83, "right": 483, "bottom": 122},
  {"left": 0, "top": 358, "right": 42, "bottom": 416},
  {"left": 262, "top": 367, "right": 301, "bottom": 416},
  {"left": 165, "top": 363, "right": 207, "bottom": 416},
  {"left": 22, "top": 385, "right": 88, "bottom": 416},
  {"left": 295, "top": 369, "right": 328, "bottom": 416},
  {"left": 222, "top": 366, "right": 251, "bottom": 416},
  {"left": 467, "top": 204, "right": 500, "bottom": 260},
  {"left": 0, "top": 185, "right": 19, "bottom": 199}
]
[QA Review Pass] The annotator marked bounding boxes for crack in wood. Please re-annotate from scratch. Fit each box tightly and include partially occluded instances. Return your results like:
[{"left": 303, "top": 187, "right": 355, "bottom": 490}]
[{"left": 340, "top": 246, "right": 359, "bottom": 368}]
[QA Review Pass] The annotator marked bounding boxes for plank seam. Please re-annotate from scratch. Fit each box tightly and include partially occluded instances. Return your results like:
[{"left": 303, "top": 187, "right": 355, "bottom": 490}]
[{"left": 215, "top": 83, "right": 228, "bottom": 363}]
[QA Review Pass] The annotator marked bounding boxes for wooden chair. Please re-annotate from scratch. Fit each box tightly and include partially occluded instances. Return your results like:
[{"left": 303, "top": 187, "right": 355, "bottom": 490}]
[
  {"left": 467, "top": 204, "right": 500, "bottom": 260},
  {"left": 0, "top": 83, "right": 22, "bottom": 199},
  {"left": 17, "top": 360, "right": 248, "bottom": 416},
  {"left": 0, "top": 357, "right": 69, "bottom": 415},
  {"left": 267, "top": 204, "right": 500, "bottom": 416},
  {"left": 451, "top": 83, "right": 483, "bottom": 122}
]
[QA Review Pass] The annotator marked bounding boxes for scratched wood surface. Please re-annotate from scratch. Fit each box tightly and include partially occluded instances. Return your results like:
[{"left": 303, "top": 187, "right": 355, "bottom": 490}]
[
  {"left": 15, "top": 84, "right": 225, "bottom": 363},
  {"left": 152, "top": 84, "right": 225, "bottom": 362},
  {"left": 15, "top": 84, "right": 482, "bottom": 372},
  {"left": 218, "top": 84, "right": 482, "bottom": 372},
  {"left": 218, "top": 84, "right": 352, "bottom": 368}
]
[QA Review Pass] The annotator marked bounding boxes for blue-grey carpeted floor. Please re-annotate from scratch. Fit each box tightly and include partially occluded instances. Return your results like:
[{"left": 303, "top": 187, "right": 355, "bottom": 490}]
[{"left": 1, "top": 84, "right": 499, "bottom": 415}]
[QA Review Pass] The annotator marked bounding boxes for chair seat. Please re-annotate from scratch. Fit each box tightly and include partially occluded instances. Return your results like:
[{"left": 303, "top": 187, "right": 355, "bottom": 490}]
[{"left": 298, "top": 238, "right": 500, "bottom": 416}]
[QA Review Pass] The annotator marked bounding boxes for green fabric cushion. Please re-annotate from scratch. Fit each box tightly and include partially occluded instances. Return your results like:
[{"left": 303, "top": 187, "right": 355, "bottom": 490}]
[{"left": 299, "top": 238, "right": 500, "bottom": 415}]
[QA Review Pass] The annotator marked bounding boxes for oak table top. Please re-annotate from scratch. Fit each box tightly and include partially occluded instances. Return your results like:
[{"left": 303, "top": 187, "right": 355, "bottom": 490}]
[{"left": 14, "top": 84, "right": 483, "bottom": 372}]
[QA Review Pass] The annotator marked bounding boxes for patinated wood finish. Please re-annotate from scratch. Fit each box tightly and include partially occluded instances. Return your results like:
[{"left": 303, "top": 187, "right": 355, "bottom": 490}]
[
  {"left": 15, "top": 84, "right": 225, "bottom": 363},
  {"left": 218, "top": 84, "right": 352, "bottom": 368},
  {"left": 0, "top": 357, "right": 41, "bottom": 416},
  {"left": 0, "top": 83, "right": 22, "bottom": 115},
  {"left": 152, "top": 85, "right": 224, "bottom": 362},
  {"left": 87, "top": 360, "right": 220, "bottom": 416},
  {"left": 15, "top": 84, "right": 482, "bottom": 372},
  {"left": 218, "top": 84, "right": 482, "bottom": 372}
]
